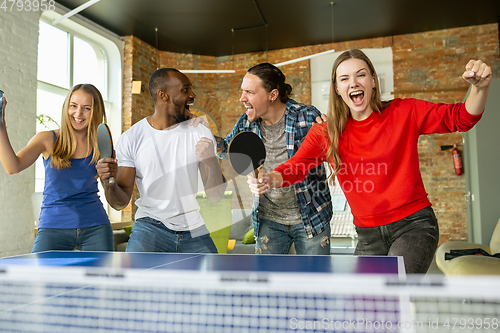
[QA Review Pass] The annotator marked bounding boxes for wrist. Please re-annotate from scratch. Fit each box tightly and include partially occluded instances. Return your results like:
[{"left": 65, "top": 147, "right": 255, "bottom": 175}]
[
  {"left": 269, "top": 171, "right": 283, "bottom": 188},
  {"left": 200, "top": 155, "right": 218, "bottom": 166}
]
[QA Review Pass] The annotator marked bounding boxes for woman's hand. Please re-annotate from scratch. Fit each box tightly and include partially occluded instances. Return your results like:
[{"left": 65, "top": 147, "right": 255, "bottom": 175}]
[
  {"left": 189, "top": 114, "right": 209, "bottom": 128},
  {"left": 314, "top": 113, "right": 328, "bottom": 125},
  {"left": 463, "top": 59, "right": 492, "bottom": 116},
  {"left": 247, "top": 168, "right": 270, "bottom": 195},
  {"left": 462, "top": 59, "right": 492, "bottom": 90}
]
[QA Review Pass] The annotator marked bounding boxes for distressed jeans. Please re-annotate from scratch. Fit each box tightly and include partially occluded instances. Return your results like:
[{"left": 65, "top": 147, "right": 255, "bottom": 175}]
[
  {"left": 126, "top": 217, "right": 218, "bottom": 253},
  {"left": 255, "top": 218, "right": 331, "bottom": 255},
  {"left": 354, "top": 206, "right": 439, "bottom": 274}
]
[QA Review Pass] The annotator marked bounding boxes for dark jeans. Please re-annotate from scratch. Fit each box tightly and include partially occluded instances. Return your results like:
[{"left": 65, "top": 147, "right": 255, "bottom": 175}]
[
  {"left": 126, "top": 217, "right": 218, "bottom": 253},
  {"left": 32, "top": 224, "right": 114, "bottom": 253},
  {"left": 354, "top": 206, "right": 439, "bottom": 274}
]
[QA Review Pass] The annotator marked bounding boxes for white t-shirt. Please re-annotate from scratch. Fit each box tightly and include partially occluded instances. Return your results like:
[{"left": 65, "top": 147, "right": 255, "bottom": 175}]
[{"left": 116, "top": 118, "right": 217, "bottom": 231}]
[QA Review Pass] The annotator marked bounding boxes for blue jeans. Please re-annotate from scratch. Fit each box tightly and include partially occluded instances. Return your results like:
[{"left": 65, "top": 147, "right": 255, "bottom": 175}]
[
  {"left": 32, "top": 224, "right": 114, "bottom": 253},
  {"left": 255, "top": 218, "right": 331, "bottom": 255},
  {"left": 354, "top": 206, "right": 439, "bottom": 274},
  {"left": 126, "top": 217, "right": 218, "bottom": 253}
]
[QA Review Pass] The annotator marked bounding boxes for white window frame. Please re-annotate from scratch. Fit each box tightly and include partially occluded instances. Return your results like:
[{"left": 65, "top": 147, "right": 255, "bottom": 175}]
[{"left": 37, "top": 7, "right": 123, "bottom": 222}]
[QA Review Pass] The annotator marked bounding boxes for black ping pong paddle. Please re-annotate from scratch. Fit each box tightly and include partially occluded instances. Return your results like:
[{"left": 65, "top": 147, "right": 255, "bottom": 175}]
[
  {"left": 227, "top": 131, "right": 266, "bottom": 177},
  {"left": 97, "top": 123, "right": 115, "bottom": 184}
]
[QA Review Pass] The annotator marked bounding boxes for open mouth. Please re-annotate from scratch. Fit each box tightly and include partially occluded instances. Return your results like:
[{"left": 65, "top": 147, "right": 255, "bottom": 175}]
[
  {"left": 245, "top": 104, "right": 254, "bottom": 116},
  {"left": 349, "top": 91, "right": 364, "bottom": 106},
  {"left": 73, "top": 117, "right": 85, "bottom": 124},
  {"left": 185, "top": 100, "right": 194, "bottom": 117}
]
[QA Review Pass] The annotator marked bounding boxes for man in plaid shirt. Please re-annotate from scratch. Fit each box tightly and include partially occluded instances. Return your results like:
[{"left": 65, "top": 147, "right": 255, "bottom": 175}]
[{"left": 217, "top": 63, "right": 332, "bottom": 255}]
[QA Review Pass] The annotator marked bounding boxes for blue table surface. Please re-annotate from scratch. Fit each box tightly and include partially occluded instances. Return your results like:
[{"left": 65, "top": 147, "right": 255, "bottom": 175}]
[{"left": 0, "top": 251, "right": 402, "bottom": 275}]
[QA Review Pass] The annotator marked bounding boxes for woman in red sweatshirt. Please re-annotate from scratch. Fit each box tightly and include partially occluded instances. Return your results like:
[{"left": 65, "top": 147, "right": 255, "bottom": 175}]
[{"left": 249, "top": 49, "right": 490, "bottom": 273}]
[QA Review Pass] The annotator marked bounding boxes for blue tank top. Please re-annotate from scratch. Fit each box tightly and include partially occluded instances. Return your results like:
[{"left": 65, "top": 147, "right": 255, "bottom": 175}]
[{"left": 38, "top": 133, "right": 110, "bottom": 229}]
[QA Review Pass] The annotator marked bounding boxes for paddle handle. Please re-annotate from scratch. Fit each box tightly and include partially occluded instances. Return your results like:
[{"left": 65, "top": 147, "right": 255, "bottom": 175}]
[
  {"left": 254, "top": 166, "right": 261, "bottom": 179},
  {"left": 109, "top": 176, "right": 115, "bottom": 184}
]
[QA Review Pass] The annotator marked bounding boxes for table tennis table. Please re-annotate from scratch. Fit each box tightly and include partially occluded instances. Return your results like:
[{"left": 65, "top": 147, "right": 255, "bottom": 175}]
[
  {"left": 0, "top": 250, "right": 405, "bottom": 275},
  {"left": 2, "top": 252, "right": 499, "bottom": 333},
  {"left": 0, "top": 251, "right": 410, "bottom": 332}
]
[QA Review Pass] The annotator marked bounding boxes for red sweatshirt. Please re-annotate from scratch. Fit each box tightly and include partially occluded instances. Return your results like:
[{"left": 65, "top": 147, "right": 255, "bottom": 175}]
[{"left": 275, "top": 98, "right": 483, "bottom": 227}]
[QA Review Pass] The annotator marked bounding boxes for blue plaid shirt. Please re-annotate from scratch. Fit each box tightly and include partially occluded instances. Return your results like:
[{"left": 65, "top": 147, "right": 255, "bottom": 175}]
[{"left": 219, "top": 99, "right": 332, "bottom": 239}]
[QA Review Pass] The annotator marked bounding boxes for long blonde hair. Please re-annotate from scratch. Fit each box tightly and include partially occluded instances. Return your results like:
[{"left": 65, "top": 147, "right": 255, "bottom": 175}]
[
  {"left": 325, "top": 49, "right": 383, "bottom": 177},
  {"left": 51, "top": 84, "right": 106, "bottom": 169}
]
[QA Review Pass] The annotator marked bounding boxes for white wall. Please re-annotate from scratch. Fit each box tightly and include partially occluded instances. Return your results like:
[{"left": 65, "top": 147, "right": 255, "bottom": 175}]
[
  {"left": 464, "top": 79, "right": 500, "bottom": 244},
  {"left": 311, "top": 47, "right": 394, "bottom": 114},
  {"left": 0, "top": 10, "right": 41, "bottom": 257}
]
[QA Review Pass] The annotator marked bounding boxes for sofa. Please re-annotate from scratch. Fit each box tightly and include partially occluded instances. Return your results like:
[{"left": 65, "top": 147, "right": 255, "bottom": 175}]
[
  {"left": 227, "top": 209, "right": 255, "bottom": 254},
  {"left": 436, "top": 217, "right": 500, "bottom": 275}
]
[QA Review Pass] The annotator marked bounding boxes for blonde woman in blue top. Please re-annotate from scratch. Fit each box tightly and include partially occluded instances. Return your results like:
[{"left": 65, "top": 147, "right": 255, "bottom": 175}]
[{"left": 0, "top": 84, "right": 113, "bottom": 252}]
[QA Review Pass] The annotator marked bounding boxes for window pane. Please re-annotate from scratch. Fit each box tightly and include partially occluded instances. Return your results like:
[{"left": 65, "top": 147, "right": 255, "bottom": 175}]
[
  {"left": 35, "top": 89, "right": 66, "bottom": 193},
  {"left": 37, "top": 21, "right": 69, "bottom": 88},
  {"left": 36, "top": 89, "right": 65, "bottom": 132},
  {"left": 73, "top": 37, "right": 106, "bottom": 98}
]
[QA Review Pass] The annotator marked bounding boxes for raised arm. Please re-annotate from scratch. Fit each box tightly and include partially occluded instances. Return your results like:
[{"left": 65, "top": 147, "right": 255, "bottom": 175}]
[
  {"left": 188, "top": 114, "right": 229, "bottom": 156},
  {"left": 0, "top": 97, "right": 52, "bottom": 174},
  {"left": 196, "top": 137, "right": 227, "bottom": 203},
  {"left": 463, "top": 59, "right": 492, "bottom": 116}
]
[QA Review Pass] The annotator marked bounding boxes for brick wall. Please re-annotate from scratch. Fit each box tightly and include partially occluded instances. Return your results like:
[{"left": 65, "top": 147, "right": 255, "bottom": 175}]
[
  {"left": 122, "top": 24, "right": 499, "bottom": 244},
  {"left": 393, "top": 24, "right": 499, "bottom": 243},
  {"left": 0, "top": 10, "right": 40, "bottom": 257}
]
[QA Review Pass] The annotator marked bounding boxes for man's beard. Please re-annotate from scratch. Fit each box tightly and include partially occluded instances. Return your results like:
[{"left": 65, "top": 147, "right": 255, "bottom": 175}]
[
  {"left": 175, "top": 113, "right": 189, "bottom": 123},
  {"left": 173, "top": 101, "right": 190, "bottom": 123}
]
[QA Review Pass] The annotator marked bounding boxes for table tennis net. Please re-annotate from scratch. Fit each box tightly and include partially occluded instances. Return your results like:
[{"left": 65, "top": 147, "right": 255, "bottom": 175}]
[{"left": 1, "top": 266, "right": 500, "bottom": 333}]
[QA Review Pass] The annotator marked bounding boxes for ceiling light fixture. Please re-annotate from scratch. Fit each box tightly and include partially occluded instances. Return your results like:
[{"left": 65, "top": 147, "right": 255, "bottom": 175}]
[
  {"left": 331, "top": 2, "right": 335, "bottom": 44},
  {"left": 179, "top": 0, "right": 267, "bottom": 74},
  {"left": 155, "top": 27, "right": 160, "bottom": 70},
  {"left": 274, "top": 49, "right": 336, "bottom": 67},
  {"left": 274, "top": 2, "right": 335, "bottom": 67},
  {"left": 252, "top": 0, "right": 268, "bottom": 62},
  {"left": 52, "top": 0, "right": 100, "bottom": 25},
  {"left": 155, "top": 28, "right": 235, "bottom": 73},
  {"left": 180, "top": 70, "right": 236, "bottom": 74},
  {"left": 178, "top": 0, "right": 336, "bottom": 72}
]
